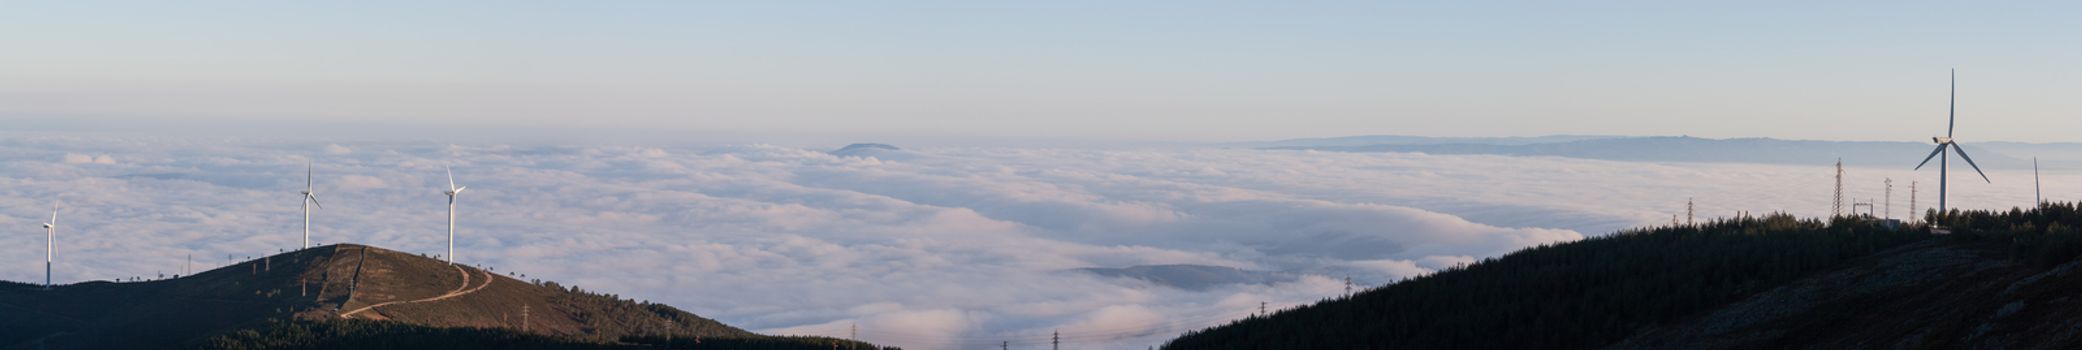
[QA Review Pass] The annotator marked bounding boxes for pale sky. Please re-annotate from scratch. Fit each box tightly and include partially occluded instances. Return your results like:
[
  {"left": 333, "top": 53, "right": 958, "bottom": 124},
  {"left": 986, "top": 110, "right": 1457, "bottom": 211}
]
[{"left": 3, "top": 1, "right": 2078, "bottom": 143}]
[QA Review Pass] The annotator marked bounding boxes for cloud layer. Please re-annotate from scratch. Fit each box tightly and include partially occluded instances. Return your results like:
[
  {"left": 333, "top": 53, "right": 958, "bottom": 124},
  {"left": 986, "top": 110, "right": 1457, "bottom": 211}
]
[{"left": 0, "top": 136, "right": 2055, "bottom": 349}]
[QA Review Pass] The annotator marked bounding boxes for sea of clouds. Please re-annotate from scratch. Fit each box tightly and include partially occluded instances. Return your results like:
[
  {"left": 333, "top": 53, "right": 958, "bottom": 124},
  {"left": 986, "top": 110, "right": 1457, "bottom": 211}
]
[{"left": 0, "top": 135, "right": 2061, "bottom": 349}]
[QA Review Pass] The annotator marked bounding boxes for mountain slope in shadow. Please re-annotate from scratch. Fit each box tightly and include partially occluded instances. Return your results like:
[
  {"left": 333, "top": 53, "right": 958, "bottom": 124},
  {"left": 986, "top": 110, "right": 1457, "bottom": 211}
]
[{"left": 0, "top": 244, "right": 880, "bottom": 349}]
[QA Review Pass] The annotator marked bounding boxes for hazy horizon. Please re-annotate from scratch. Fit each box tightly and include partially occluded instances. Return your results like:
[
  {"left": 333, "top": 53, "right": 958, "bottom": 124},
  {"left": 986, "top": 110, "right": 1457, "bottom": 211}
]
[
  {"left": 17, "top": 118, "right": 2082, "bottom": 149},
  {"left": 6, "top": 2, "right": 2081, "bottom": 143}
]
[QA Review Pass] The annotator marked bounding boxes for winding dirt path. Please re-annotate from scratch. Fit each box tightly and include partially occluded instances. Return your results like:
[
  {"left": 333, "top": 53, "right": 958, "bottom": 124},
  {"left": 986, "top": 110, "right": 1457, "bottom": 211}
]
[{"left": 339, "top": 265, "right": 494, "bottom": 318}]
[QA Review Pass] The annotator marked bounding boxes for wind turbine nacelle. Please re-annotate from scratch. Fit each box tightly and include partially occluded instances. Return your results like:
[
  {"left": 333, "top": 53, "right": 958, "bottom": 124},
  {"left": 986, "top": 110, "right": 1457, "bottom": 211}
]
[
  {"left": 1933, "top": 136, "right": 1954, "bottom": 145},
  {"left": 43, "top": 224, "right": 53, "bottom": 229}
]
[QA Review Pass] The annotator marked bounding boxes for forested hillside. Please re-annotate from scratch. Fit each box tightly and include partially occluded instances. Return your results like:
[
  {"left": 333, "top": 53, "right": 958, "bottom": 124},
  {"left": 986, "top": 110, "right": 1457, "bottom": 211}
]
[
  {"left": 1166, "top": 213, "right": 1927, "bottom": 349},
  {"left": 1167, "top": 203, "right": 2082, "bottom": 349}
]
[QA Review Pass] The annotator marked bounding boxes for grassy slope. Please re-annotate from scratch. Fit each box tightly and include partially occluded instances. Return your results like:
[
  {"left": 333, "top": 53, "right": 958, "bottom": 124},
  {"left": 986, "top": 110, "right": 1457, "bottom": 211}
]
[{"left": 328, "top": 245, "right": 753, "bottom": 340}]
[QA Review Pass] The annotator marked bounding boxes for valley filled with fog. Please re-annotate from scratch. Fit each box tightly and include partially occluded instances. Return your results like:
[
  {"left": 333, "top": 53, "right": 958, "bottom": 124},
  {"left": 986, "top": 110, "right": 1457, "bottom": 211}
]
[{"left": 0, "top": 136, "right": 2063, "bottom": 349}]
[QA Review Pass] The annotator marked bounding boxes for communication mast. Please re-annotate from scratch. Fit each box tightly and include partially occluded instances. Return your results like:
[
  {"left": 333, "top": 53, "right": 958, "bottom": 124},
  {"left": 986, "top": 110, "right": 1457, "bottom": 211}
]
[
  {"left": 1885, "top": 178, "right": 1893, "bottom": 220},
  {"left": 1910, "top": 182, "right": 1919, "bottom": 224},
  {"left": 1687, "top": 198, "right": 1694, "bottom": 226},
  {"left": 1833, "top": 159, "right": 1845, "bottom": 217}
]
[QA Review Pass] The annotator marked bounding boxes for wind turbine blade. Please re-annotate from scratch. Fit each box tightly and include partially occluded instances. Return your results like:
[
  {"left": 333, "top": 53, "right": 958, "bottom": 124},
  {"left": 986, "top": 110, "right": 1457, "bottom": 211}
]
[
  {"left": 447, "top": 165, "right": 457, "bottom": 190},
  {"left": 49, "top": 204, "right": 57, "bottom": 226},
  {"left": 1913, "top": 144, "right": 1946, "bottom": 170},
  {"left": 306, "top": 161, "right": 314, "bottom": 190},
  {"left": 308, "top": 194, "right": 324, "bottom": 209},
  {"left": 1948, "top": 69, "right": 1957, "bottom": 138},
  {"left": 454, "top": 186, "right": 466, "bottom": 195},
  {"left": 1952, "top": 144, "right": 1991, "bottom": 183}
]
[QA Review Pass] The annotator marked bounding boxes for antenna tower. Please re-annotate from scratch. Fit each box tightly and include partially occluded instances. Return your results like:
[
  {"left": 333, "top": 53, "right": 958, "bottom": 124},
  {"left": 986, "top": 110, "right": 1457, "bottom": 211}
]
[
  {"left": 1833, "top": 159, "right": 1845, "bottom": 217},
  {"left": 1686, "top": 198, "right": 1694, "bottom": 225},
  {"left": 1910, "top": 182, "right": 1919, "bottom": 224}
]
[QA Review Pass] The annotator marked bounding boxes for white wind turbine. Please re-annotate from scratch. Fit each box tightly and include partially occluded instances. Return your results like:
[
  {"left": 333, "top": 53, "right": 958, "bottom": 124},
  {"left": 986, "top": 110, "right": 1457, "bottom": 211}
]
[
  {"left": 301, "top": 161, "right": 324, "bottom": 249},
  {"left": 443, "top": 166, "right": 467, "bottom": 265},
  {"left": 39, "top": 203, "right": 57, "bottom": 290},
  {"left": 1913, "top": 69, "right": 1991, "bottom": 215}
]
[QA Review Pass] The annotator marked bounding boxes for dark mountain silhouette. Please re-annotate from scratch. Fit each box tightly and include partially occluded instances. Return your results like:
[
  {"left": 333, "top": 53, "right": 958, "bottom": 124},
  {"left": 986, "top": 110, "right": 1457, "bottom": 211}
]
[
  {"left": 1076, "top": 265, "right": 1294, "bottom": 290},
  {"left": 1256, "top": 135, "right": 2082, "bottom": 170},
  {"left": 0, "top": 244, "right": 888, "bottom": 350},
  {"left": 1164, "top": 204, "right": 2082, "bottom": 349},
  {"left": 831, "top": 143, "right": 901, "bottom": 156},
  {"left": 1243, "top": 134, "right": 1617, "bottom": 148}
]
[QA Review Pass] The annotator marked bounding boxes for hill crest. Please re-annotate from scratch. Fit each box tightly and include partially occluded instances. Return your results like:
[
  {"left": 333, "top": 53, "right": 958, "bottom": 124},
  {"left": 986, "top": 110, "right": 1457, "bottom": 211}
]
[{"left": 0, "top": 243, "right": 758, "bottom": 349}]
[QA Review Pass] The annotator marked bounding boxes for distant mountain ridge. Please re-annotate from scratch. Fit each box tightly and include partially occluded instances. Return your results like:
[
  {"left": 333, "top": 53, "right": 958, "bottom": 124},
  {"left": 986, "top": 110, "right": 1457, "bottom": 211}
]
[
  {"left": 1075, "top": 265, "right": 1295, "bottom": 291},
  {"left": 1253, "top": 135, "right": 2082, "bottom": 169},
  {"left": 1243, "top": 135, "right": 1620, "bottom": 148}
]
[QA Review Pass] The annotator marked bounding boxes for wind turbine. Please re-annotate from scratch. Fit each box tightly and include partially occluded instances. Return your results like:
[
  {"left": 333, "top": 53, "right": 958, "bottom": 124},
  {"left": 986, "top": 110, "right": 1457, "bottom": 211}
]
[
  {"left": 2035, "top": 157, "right": 2043, "bottom": 205},
  {"left": 301, "top": 161, "right": 324, "bottom": 249},
  {"left": 1913, "top": 69, "right": 1992, "bottom": 215},
  {"left": 443, "top": 166, "right": 466, "bottom": 265},
  {"left": 39, "top": 203, "right": 56, "bottom": 290}
]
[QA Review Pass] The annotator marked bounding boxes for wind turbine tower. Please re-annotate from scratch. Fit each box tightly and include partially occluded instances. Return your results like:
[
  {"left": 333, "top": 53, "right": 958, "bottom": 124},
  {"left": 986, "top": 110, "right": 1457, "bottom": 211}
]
[
  {"left": 443, "top": 166, "right": 468, "bottom": 265},
  {"left": 39, "top": 203, "right": 57, "bottom": 289},
  {"left": 2035, "top": 157, "right": 2043, "bottom": 205},
  {"left": 300, "top": 161, "right": 324, "bottom": 249},
  {"left": 1913, "top": 69, "right": 1992, "bottom": 215}
]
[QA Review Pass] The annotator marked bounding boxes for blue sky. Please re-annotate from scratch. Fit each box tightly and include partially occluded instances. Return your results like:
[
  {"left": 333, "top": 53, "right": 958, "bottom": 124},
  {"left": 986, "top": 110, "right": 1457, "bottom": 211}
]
[{"left": 3, "top": 1, "right": 2078, "bottom": 142}]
